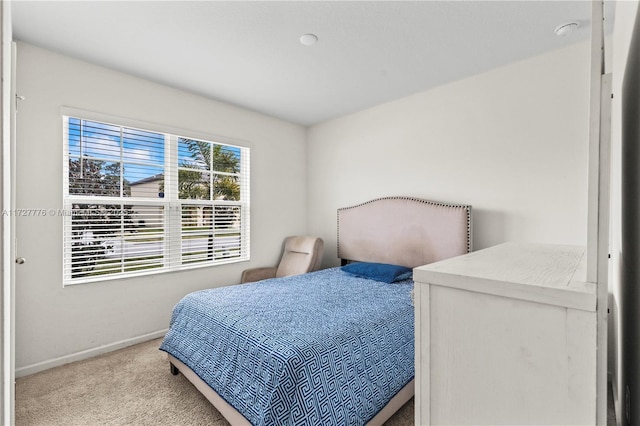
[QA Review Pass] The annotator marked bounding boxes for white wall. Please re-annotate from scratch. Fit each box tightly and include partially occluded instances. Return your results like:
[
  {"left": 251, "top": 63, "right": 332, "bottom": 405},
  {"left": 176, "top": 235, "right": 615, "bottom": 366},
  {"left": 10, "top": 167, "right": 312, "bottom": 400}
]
[
  {"left": 307, "top": 41, "right": 591, "bottom": 266},
  {"left": 14, "top": 42, "right": 307, "bottom": 374},
  {"left": 609, "top": 1, "right": 640, "bottom": 423}
]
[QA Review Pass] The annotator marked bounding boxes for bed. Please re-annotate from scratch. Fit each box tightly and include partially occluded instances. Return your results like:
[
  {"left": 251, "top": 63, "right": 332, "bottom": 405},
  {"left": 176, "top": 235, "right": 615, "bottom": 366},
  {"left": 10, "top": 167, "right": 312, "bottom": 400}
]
[{"left": 160, "top": 196, "right": 472, "bottom": 425}]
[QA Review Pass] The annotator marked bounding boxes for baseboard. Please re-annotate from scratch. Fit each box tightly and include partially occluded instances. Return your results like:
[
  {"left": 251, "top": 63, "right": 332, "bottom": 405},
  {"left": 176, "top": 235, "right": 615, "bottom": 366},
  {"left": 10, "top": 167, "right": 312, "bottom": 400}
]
[{"left": 15, "top": 329, "right": 168, "bottom": 378}]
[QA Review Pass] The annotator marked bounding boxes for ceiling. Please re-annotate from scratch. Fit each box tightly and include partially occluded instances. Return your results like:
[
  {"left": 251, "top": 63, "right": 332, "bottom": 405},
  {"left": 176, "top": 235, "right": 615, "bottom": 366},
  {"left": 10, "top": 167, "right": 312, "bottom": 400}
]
[{"left": 12, "top": 1, "right": 610, "bottom": 126}]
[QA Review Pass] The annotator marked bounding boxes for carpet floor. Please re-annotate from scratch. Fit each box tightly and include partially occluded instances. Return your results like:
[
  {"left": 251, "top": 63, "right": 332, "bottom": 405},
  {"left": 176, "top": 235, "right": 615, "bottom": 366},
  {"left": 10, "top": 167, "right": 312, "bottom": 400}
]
[{"left": 16, "top": 338, "right": 414, "bottom": 425}]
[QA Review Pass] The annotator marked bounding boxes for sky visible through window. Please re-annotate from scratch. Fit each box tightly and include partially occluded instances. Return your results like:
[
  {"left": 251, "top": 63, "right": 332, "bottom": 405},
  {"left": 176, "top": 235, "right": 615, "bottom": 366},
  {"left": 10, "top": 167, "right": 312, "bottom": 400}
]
[
  {"left": 67, "top": 117, "right": 242, "bottom": 192},
  {"left": 68, "top": 117, "right": 164, "bottom": 188}
]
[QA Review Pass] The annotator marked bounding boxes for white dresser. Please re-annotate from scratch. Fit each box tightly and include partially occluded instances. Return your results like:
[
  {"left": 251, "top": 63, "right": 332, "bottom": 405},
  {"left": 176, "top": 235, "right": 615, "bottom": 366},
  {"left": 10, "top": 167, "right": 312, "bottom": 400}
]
[{"left": 413, "top": 242, "right": 597, "bottom": 425}]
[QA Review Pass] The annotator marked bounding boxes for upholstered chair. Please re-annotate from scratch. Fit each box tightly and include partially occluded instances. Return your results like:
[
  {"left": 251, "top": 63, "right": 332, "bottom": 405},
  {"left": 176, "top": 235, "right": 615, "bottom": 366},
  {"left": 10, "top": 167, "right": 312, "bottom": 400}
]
[{"left": 240, "top": 236, "right": 324, "bottom": 283}]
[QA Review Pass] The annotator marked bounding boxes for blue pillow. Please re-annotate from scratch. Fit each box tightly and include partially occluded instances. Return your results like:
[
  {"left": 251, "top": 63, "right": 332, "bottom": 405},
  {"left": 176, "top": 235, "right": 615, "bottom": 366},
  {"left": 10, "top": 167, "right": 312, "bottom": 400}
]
[{"left": 341, "top": 262, "right": 412, "bottom": 283}]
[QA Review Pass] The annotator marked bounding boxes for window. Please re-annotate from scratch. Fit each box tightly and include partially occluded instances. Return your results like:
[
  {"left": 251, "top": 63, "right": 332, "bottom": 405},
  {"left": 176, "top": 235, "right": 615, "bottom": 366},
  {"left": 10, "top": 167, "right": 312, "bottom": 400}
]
[{"left": 63, "top": 115, "right": 250, "bottom": 285}]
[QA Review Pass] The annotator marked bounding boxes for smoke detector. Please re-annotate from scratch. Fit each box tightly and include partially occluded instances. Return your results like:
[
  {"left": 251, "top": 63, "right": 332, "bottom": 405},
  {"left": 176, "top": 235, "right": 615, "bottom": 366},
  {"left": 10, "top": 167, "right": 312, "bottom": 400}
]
[{"left": 555, "top": 22, "right": 579, "bottom": 37}]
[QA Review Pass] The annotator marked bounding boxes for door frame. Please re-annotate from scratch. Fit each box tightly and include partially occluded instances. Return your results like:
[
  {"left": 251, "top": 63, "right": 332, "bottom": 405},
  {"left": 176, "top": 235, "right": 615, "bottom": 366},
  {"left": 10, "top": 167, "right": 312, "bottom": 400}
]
[
  {"left": 586, "top": 1, "right": 611, "bottom": 424},
  {"left": 1, "top": 1, "right": 14, "bottom": 424}
]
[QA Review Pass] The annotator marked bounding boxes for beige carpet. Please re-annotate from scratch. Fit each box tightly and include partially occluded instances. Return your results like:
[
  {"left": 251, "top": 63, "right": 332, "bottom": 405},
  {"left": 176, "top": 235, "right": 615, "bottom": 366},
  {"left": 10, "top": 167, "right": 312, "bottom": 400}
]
[{"left": 16, "top": 338, "right": 414, "bottom": 425}]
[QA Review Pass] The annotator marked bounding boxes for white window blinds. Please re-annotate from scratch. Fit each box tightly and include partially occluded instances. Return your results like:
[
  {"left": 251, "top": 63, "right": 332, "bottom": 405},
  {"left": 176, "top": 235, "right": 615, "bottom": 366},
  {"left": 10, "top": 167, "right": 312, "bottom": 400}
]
[{"left": 62, "top": 115, "right": 250, "bottom": 285}]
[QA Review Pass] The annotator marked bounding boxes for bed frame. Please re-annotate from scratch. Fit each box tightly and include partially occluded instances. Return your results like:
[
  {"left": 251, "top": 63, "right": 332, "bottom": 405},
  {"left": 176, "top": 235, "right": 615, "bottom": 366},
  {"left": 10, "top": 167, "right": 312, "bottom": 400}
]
[{"left": 168, "top": 196, "right": 472, "bottom": 425}]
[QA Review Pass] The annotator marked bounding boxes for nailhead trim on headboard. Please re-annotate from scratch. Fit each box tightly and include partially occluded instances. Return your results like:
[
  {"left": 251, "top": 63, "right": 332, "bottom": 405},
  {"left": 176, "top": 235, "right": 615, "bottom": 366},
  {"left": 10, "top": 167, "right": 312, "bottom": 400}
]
[{"left": 337, "top": 196, "right": 473, "bottom": 258}]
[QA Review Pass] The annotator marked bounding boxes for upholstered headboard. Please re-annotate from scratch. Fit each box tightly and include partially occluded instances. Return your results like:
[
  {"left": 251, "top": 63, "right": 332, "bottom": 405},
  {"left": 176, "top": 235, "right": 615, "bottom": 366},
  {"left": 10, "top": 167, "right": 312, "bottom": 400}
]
[{"left": 337, "top": 196, "right": 472, "bottom": 269}]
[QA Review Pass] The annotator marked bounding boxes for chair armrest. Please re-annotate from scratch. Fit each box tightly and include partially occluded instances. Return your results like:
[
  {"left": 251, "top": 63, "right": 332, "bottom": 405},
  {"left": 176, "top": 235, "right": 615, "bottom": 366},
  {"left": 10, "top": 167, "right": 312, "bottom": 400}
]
[{"left": 241, "top": 266, "right": 277, "bottom": 283}]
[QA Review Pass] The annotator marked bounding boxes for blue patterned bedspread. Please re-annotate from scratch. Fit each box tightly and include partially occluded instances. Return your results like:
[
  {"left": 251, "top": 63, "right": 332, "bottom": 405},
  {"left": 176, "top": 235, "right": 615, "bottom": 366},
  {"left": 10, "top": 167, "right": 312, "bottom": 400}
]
[{"left": 160, "top": 267, "right": 414, "bottom": 425}]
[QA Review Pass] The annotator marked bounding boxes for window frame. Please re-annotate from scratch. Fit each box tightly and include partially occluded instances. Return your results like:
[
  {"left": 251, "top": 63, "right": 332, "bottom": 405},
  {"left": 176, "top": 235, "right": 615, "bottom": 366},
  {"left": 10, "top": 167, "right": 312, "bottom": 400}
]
[{"left": 61, "top": 109, "right": 250, "bottom": 286}]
